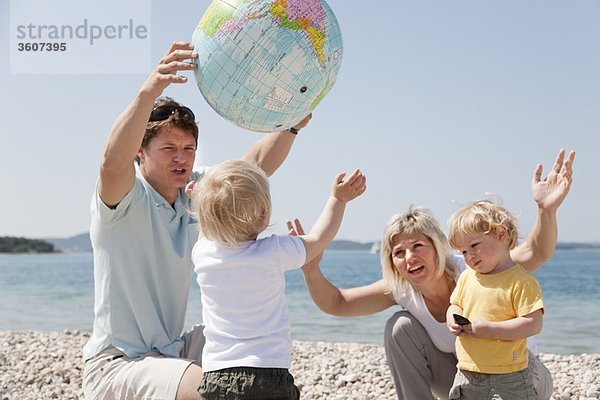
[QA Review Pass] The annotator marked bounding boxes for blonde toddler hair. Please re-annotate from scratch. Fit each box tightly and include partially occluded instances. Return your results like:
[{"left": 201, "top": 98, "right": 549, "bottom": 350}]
[
  {"left": 448, "top": 200, "right": 519, "bottom": 250},
  {"left": 193, "top": 160, "right": 271, "bottom": 246}
]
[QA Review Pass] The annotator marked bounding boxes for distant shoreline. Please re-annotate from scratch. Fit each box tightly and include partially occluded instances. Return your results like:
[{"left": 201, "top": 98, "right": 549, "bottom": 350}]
[
  {"left": 2, "top": 240, "right": 600, "bottom": 255},
  {"left": 28, "top": 232, "right": 600, "bottom": 253}
]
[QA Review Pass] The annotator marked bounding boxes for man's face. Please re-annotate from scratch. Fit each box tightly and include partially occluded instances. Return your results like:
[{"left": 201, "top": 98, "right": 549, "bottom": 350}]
[{"left": 138, "top": 126, "right": 197, "bottom": 203}]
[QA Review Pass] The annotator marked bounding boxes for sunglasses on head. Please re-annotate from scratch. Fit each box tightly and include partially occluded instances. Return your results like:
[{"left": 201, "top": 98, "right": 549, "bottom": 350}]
[{"left": 149, "top": 104, "right": 196, "bottom": 122}]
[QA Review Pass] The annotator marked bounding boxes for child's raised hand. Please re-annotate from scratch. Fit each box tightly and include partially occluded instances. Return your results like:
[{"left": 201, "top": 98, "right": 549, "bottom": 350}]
[{"left": 331, "top": 169, "right": 366, "bottom": 203}]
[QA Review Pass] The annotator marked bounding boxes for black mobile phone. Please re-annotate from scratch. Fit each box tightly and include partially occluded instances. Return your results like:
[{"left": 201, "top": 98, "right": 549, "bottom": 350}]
[{"left": 453, "top": 313, "right": 471, "bottom": 326}]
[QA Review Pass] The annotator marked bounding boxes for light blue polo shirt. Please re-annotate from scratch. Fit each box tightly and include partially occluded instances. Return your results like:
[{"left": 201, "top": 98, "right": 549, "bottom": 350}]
[{"left": 83, "top": 169, "right": 204, "bottom": 360}]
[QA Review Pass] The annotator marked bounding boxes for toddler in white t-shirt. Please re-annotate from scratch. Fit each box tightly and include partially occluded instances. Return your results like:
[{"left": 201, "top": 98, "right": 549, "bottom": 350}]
[{"left": 190, "top": 159, "right": 365, "bottom": 400}]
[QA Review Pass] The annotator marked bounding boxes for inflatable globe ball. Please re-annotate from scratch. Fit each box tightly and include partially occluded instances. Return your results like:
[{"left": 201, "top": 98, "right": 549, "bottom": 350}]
[{"left": 192, "top": 0, "right": 343, "bottom": 133}]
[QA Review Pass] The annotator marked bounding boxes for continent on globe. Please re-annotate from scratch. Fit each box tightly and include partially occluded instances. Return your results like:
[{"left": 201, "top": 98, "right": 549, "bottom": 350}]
[{"left": 192, "top": 0, "right": 343, "bottom": 133}]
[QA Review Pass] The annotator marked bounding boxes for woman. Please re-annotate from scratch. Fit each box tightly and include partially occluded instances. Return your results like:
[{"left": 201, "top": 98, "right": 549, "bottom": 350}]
[{"left": 289, "top": 149, "right": 575, "bottom": 400}]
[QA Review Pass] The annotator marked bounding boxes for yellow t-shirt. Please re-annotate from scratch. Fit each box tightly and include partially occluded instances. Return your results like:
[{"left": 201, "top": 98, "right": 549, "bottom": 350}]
[{"left": 450, "top": 264, "right": 543, "bottom": 374}]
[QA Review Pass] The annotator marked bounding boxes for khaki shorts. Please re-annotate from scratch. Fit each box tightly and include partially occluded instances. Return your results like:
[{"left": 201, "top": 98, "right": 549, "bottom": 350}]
[{"left": 83, "top": 324, "right": 206, "bottom": 400}]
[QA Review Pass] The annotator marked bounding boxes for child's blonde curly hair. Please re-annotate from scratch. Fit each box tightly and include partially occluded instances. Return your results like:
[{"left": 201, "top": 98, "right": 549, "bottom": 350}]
[{"left": 448, "top": 200, "right": 519, "bottom": 251}]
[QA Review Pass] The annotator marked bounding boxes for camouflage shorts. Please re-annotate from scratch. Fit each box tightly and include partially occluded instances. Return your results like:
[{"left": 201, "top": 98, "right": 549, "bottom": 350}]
[{"left": 199, "top": 367, "right": 300, "bottom": 400}]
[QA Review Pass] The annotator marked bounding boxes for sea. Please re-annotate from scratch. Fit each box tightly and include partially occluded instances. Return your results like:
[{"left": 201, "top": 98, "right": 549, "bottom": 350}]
[{"left": 1, "top": 249, "right": 598, "bottom": 355}]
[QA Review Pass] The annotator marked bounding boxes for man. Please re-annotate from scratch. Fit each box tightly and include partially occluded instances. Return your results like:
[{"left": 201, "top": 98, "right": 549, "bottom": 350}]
[{"left": 82, "top": 41, "right": 311, "bottom": 400}]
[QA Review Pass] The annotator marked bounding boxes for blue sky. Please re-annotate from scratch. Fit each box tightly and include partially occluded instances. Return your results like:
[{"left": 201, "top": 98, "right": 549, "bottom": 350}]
[{"left": 1, "top": 0, "right": 598, "bottom": 243}]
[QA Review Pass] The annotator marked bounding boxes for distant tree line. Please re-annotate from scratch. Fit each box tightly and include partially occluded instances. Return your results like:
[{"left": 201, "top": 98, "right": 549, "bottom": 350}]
[{"left": 0, "top": 236, "right": 56, "bottom": 253}]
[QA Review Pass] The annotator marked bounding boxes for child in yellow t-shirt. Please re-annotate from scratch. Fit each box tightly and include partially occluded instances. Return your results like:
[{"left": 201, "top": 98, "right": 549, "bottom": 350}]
[{"left": 446, "top": 200, "right": 544, "bottom": 400}]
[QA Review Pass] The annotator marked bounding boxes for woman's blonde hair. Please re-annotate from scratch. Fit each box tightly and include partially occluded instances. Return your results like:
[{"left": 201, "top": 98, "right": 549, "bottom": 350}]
[
  {"left": 381, "top": 205, "right": 456, "bottom": 297},
  {"left": 447, "top": 200, "right": 519, "bottom": 250},
  {"left": 193, "top": 160, "right": 271, "bottom": 246}
]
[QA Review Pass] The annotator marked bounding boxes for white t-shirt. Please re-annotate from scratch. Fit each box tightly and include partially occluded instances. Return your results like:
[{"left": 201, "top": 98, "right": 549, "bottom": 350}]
[
  {"left": 192, "top": 234, "right": 306, "bottom": 372},
  {"left": 392, "top": 254, "right": 539, "bottom": 355}
]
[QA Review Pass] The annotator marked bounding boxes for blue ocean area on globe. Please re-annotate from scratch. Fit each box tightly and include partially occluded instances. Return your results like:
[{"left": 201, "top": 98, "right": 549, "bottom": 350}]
[{"left": 192, "top": 0, "right": 343, "bottom": 133}]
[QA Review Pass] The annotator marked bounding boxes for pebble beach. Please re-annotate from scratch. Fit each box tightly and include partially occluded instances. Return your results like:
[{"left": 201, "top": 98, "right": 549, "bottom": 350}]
[{"left": 1, "top": 330, "right": 598, "bottom": 400}]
